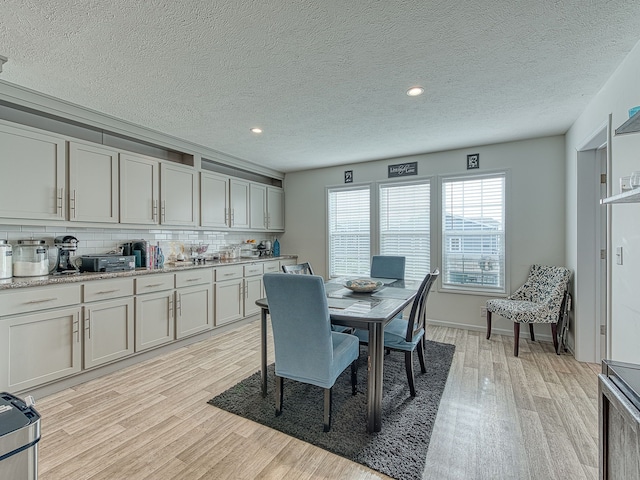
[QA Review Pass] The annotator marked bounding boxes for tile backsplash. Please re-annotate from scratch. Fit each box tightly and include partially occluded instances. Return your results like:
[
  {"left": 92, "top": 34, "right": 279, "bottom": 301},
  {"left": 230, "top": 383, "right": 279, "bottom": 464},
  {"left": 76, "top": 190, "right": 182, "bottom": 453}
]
[{"left": 0, "top": 224, "right": 275, "bottom": 265}]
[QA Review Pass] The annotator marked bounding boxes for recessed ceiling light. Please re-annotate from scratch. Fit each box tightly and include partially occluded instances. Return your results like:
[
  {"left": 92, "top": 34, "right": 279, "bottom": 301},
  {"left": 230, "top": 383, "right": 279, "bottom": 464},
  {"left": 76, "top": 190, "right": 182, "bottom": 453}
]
[
  {"left": 250, "top": 127, "right": 263, "bottom": 134},
  {"left": 406, "top": 86, "right": 424, "bottom": 97}
]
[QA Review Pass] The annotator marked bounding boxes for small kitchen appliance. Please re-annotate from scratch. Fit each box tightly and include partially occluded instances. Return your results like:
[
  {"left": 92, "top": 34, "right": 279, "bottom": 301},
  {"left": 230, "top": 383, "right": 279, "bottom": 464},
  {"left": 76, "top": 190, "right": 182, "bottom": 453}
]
[
  {"left": 53, "top": 235, "right": 79, "bottom": 274},
  {"left": 79, "top": 255, "right": 136, "bottom": 273}
]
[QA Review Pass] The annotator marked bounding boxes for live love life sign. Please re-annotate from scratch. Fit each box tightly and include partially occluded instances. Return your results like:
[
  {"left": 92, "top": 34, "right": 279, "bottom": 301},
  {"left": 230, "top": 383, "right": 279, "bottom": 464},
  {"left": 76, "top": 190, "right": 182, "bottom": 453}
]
[{"left": 388, "top": 162, "right": 417, "bottom": 178}]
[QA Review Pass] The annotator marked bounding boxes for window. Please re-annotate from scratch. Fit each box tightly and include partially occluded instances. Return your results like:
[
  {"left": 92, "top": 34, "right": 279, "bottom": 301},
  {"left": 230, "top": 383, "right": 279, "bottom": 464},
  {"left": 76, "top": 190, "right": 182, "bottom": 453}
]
[
  {"left": 379, "top": 181, "right": 430, "bottom": 280},
  {"left": 328, "top": 187, "right": 370, "bottom": 277},
  {"left": 442, "top": 173, "right": 506, "bottom": 292}
]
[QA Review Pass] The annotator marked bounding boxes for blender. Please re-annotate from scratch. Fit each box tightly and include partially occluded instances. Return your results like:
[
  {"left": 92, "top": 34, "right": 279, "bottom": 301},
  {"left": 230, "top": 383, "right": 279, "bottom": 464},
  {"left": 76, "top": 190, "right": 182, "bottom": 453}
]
[{"left": 53, "top": 235, "right": 80, "bottom": 274}]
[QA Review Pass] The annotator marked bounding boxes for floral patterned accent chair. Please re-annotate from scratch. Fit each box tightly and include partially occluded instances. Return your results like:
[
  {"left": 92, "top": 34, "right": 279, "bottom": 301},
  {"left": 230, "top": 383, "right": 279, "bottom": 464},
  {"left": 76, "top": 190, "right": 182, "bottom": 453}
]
[{"left": 485, "top": 264, "right": 571, "bottom": 357}]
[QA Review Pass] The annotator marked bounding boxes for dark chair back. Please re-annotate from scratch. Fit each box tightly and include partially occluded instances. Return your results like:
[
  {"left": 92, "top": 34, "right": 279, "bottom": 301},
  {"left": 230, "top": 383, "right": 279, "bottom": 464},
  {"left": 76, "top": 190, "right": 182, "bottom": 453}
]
[
  {"left": 370, "top": 255, "right": 406, "bottom": 280},
  {"left": 282, "top": 262, "right": 314, "bottom": 275},
  {"left": 405, "top": 269, "right": 439, "bottom": 342}
]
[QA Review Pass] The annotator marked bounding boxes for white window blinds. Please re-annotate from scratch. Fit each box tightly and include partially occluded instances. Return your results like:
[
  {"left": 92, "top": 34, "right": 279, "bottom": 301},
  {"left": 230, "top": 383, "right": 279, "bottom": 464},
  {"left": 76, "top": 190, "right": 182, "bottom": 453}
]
[
  {"left": 328, "top": 187, "right": 370, "bottom": 277},
  {"left": 442, "top": 173, "right": 506, "bottom": 292},
  {"left": 379, "top": 181, "right": 430, "bottom": 281}
]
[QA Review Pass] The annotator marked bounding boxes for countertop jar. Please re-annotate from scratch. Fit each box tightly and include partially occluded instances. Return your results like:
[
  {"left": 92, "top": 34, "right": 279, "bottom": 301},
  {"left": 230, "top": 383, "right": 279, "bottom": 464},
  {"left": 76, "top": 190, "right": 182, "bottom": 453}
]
[
  {"left": 13, "top": 239, "right": 49, "bottom": 277},
  {"left": 0, "top": 240, "right": 12, "bottom": 279}
]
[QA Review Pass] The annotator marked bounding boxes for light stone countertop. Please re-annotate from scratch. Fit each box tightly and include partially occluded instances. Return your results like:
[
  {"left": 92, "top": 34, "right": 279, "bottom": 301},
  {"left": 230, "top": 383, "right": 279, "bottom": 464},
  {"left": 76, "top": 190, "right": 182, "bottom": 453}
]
[{"left": 0, "top": 255, "right": 298, "bottom": 290}]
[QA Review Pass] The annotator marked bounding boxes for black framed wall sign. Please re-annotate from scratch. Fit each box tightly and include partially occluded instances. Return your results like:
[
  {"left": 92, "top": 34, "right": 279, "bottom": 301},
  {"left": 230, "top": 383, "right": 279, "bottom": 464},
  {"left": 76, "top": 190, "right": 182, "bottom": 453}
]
[
  {"left": 388, "top": 162, "right": 417, "bottom": 178},
  {"left": 344, "top": 170, "right": 353, "bottom": 183},
  {"left": 467, "top": 154, "right": 479, "bottom": 169}
]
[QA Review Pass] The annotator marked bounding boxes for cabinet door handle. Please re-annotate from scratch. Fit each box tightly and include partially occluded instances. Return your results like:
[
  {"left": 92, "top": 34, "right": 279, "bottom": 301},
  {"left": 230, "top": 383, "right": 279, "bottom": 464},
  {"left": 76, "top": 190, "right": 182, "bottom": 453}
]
[
  {"left": 85, "top": 309, "right": 91, "bottom": 339},
  {"left": 169, "top": 297, "right": 174, "bottom": 320},
  {"left": 25, "top": 297, "right": 58, "bottom": 304},
  {"left": 161, "top": 200, "right": 166, "bottom": 223},
  {"left": 145, "top": 283, "right": 164, "bottom": 288},
  {"left": 70, "top": 189, "right": 77, "bottom": 219},
  {"left": 95, "top": 289, "right": 120, "bottom": 295},
  {"left": 57, "top": 188, "right": 64, "bottom": 217},
  {"left": 73, "top": 315, "right": 80, "bottom": 343},
  {"left": 185, "top": 278, "right": 201, "bottom": 283},
  {"left": 152, "top": 200, "right": 158, "bottom": 222},
  {"left": 224, "top": 207, "right": 229, "bottom": 226},
  {"left": 231, "top": 208, "right": 235, "bottom": 226},
  {"left": 177, "top": 294, "right": 182, "bottom": 316}
]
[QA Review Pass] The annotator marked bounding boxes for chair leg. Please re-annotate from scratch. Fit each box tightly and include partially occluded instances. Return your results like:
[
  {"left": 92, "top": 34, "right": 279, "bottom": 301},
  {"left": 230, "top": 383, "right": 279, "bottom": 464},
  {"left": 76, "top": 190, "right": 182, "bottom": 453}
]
[
  {"left": 514, "top": 323, "right": 520, "bottom": 357},
  {"left": 529, "top": 323, "right": 535, "bottom": 342},
  {"left": 323, "top": 387, "right": 332, "bottom": 432},
  {"left": 551, "top": 322, "right": 559, "bottom": 354},
  {"left": 486, "top": 310, "right": 492, "bottom": 339},
  {"left": 351, "top": 360, "right": 358, "bottom": 395},
  {"left": 405, "top": 351, "right": 416, "bottom": 397},
  {"left": 417, "top": 336, "right": 427, "bottom": 374},
  {"left": 275, "top": 375, "right": 283, "bottom": 416}
]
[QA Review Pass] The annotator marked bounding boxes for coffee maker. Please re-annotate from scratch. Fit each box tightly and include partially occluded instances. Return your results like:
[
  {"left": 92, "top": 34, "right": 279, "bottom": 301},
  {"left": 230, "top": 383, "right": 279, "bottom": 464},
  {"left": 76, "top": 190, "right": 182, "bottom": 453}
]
[{"left": 53, "top": 235, "right": 79, "bottom": 274}]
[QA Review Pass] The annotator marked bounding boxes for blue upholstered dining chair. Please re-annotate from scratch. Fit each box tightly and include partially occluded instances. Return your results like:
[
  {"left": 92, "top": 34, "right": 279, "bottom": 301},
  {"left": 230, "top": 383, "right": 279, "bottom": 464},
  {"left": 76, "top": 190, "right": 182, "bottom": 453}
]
[
  {"left": 262, "top": 273, "right": 360, "bottom": 432},
  {"left": 486, "top": 264, "right": 571, "bottom": 357},
  {"left": 281, "top": 261, "right": 352, "bottom": 334},
  {"left": 354, "top": 268, "right": 439, "bottom": 397},
  {"left": 370, "top": 255, "right": 406, "bottom": 280}
]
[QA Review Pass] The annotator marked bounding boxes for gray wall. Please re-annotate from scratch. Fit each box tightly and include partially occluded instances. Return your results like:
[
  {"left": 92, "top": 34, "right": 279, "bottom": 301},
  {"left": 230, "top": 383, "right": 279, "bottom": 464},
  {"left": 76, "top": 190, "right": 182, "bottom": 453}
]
[{"left": 282, "top": 136, "right": 566, "bottom": 336}]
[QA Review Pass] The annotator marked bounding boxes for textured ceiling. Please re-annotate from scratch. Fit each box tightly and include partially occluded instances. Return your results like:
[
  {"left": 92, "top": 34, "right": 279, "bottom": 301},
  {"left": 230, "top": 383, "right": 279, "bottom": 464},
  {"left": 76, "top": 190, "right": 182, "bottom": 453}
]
[{"left": 1, "top": 1, "right": 639, "bottom": 173}]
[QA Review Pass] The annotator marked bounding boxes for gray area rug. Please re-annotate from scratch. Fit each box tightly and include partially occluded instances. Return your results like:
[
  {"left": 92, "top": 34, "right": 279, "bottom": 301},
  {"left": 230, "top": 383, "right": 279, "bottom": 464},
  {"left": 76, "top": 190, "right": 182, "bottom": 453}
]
[{"left": 208, "top": 340, "right": 455, "bottom": 480}]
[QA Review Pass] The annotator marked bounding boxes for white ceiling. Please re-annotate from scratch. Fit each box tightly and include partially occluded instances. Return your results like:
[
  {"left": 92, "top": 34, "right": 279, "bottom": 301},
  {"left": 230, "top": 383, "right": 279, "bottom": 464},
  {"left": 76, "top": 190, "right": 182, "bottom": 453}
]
[{"left": 1, "top": 1, "right": 639, "bottom": 173}]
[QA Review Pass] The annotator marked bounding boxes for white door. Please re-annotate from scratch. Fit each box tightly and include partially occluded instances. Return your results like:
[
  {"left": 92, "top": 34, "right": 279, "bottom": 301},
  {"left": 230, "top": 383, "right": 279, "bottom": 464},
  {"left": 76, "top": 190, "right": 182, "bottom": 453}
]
[
  {"left": 250, "top": 183, "right": 267, "bottom": 230},
  {"left": 201, "top": 172, "right": 230, "bottom": 228},
  {"left": 161, "top": 163, "right": 197, "bottom": 226},
  {"left": 229, "top": 178, "right": 250, "bottom": 229},
  {"left": 267, "top": 186, "right": 285, "bottom": 231}
]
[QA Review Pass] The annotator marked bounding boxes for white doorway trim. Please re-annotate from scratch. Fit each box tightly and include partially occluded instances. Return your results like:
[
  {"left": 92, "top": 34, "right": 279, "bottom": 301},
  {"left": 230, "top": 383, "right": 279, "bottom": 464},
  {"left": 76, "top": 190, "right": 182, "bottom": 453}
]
[{"left": 574, "top": 118, "right": 611, "bottom": 363}]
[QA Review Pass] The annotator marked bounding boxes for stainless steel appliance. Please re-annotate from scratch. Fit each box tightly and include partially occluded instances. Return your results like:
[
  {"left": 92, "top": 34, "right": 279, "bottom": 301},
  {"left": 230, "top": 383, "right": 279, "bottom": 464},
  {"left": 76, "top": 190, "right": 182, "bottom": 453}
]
[
  {"left": 53, "top": 235, "right": 79, "bottom": 275},
  {"left": 80, "top": 255, "right": 136, "bottom": 272},
  {"left": 0, "top": 392, "right": 40, "bottom": 480}
]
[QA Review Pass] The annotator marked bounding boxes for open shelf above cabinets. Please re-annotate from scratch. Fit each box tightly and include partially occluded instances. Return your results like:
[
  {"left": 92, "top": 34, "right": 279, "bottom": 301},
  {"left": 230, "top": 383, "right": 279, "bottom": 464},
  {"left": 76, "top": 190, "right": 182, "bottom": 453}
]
[
  {"left": 601, "top": 189, "right": 640, "bottom": 204},
  {"left": 615, "top": 111, "right": 640, "bottom": 135}
]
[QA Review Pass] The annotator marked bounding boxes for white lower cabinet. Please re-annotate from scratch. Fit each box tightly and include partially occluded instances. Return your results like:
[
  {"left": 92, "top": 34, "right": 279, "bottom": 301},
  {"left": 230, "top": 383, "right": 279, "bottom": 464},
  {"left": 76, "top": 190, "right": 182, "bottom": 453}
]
[
  {"left": 214, "top": 264, "right": 264, "bottom": 326},
  {"left": 134, "top": 274, "right": 175, "bottom": 352},
  {"left": 83, "top": 298, "right": 134, "bottom": 369},
  {"left": 0, "top": 306, "right": 82, "bottom": 392},
  {"left": 83, "top": 278, "right": 135, "bottom": 369},
  {"left": 215, "top": 278, "right": 244, "bottom": 326},
  {"left": 175, "top": 269, "right": 213, "bottom": 338},
  {"left": 243, "top": 263, "right": 264, "bottom": 317}
]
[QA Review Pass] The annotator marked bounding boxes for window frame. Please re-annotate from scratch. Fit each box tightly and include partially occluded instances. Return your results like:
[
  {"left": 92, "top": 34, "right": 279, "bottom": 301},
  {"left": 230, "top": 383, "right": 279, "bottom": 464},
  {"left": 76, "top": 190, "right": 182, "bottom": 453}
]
[{"left": 439, "top": 170, "right": 509, "bottom": 295}]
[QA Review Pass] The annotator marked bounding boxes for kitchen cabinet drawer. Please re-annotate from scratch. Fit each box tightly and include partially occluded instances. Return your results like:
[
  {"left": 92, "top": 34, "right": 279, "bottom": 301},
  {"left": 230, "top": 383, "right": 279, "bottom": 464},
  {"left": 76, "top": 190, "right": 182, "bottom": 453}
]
[
  {"left": 0, "top": 284, "right": 81, "bottom": 317},
  {"left": 215, "top": 265, "right": 244, "bottom": 281},
  {"left": 263, "top": 261, "right": 280, "bottom": 274},
  {"left": 175, "top": 268, "right": 213, "bottom": 288},
  {"left": 135, "top": 274, "right": 174, "bottom": 294},
  {"left": 244, "top": 264, "right": 264, "bottom": 277},
  {"left": 83, "top": 278, "right": 134, "bottom": 302}
]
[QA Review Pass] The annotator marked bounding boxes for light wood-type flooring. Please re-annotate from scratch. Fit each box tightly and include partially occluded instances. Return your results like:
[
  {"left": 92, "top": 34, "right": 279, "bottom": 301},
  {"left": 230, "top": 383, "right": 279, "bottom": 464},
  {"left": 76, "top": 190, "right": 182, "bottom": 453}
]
[{"left": 36, "top": 322, "right": 600, "bottom": 480}]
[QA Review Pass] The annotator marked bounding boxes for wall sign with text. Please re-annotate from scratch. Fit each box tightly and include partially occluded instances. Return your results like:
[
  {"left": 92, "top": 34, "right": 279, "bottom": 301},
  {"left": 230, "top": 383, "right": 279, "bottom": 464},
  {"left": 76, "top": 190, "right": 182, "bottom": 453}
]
[
  {"left": 388, "top": 162, "right": 417, "bottom": 178},
  {"left": 344, "top": 170, "right": 353, "bottom": 183}
]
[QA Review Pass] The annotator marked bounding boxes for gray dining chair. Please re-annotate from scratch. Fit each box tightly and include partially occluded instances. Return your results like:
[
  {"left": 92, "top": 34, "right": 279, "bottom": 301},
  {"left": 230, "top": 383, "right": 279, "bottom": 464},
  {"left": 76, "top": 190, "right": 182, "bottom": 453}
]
[
  {"left": 354, "top": 268, "right": 439, "bottom": 397},
  {"left": 371, "top": 255, "right": 406, "bottom": 280},
  {"left": 282, "top": 262, "right": 314, "bottom": 275},
  {"left": 263, "top": 273, "right": 360, "bottom": 432}
]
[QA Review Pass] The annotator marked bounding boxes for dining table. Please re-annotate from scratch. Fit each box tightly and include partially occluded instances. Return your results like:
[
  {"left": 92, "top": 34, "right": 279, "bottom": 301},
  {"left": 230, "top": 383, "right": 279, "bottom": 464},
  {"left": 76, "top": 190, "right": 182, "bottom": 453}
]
[{"left": 255, "top": 276, "right": 420, "bottom": 433}]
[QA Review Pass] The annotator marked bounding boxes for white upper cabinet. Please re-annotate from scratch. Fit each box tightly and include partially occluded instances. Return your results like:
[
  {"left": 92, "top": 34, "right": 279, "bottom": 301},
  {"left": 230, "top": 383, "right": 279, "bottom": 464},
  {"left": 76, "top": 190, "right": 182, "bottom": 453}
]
[
  {"left": 200, "top": 171, "right": 230, "bottom": 228},
  {"left": 229, "top": 178, "right": 250, "bottom": 229},
  {"left": 119, "top": 152, "right": 159, "bottom": 225},
  {"left": 266, "top": 186, "right": 284, "bottom": 231},
  {"left": 250, "top": 183, "right": 267, "bottom": 230},
  {"left": 68, "top": 142, "right": 119, "bottom": 223},
  {"left": 0, "top": 120, "right": 66, "bottom": 221},
  {"left": 160, "top": 162, "right": 197, "bottom": 227}
]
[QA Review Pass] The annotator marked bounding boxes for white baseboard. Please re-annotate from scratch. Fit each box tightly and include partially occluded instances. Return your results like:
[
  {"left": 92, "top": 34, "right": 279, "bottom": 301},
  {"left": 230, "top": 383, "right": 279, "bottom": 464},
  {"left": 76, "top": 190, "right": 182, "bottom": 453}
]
[{"left": 425, "top": 317, "right": 554, "bottom": 342}]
